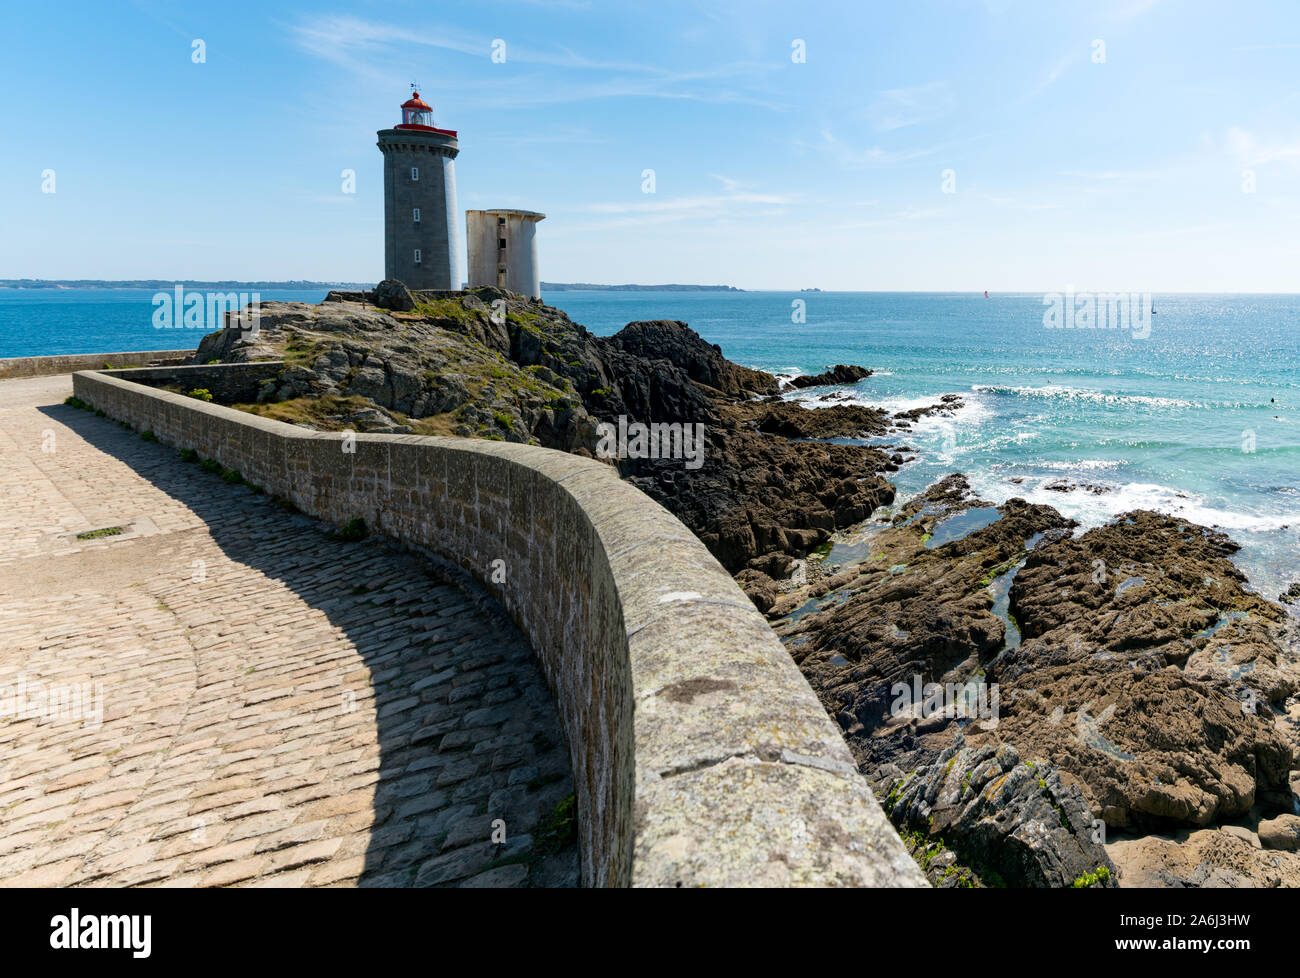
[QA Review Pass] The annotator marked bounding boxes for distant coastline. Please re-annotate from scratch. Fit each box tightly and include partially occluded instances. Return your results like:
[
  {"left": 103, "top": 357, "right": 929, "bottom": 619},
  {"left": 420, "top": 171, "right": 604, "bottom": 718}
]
[
  {"left": 540, "top": 282, "right": 743, "bottom": 292},
  {"left": 0, "top": 280, "right": 371, "bottom": 290},
  {"left": 2, "top": 279, "right": 744, "bottom": 293}
]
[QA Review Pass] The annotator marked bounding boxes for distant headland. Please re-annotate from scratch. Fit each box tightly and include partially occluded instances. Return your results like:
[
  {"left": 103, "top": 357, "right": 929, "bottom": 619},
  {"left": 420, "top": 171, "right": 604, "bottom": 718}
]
[
  {"left": 2, "top": 279, "right": 744, "bottom": 293},
  {"left": 540, "top": 282, "right": 743, "bottom": 292},
  {"left": 0, "top": 279, "right": 372, "bottom": 290}
]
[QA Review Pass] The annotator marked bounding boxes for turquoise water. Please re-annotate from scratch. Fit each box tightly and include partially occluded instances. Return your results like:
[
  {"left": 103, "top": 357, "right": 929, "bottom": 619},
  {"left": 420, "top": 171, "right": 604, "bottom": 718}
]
[
  {"left": 4, "top": 287, "right": 1296, "bottom": 599},
  {"left": 0, "top": 289, "right": 330, "bottom": 358},
  {"left": 548, "top": 290, "right": 1299, "bottom": 602}
]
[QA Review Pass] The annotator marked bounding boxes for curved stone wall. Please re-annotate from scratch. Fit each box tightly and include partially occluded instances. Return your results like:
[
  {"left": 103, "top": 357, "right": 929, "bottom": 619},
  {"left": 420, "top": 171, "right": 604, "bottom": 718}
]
[{"left": 73, "top": 366, "right": 926, "bottom": 888}]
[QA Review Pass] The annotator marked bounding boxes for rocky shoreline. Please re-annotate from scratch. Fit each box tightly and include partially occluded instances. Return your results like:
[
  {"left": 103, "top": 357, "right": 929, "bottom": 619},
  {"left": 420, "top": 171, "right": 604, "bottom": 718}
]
[{"left": 200, "top": 284, "right": 1300, "bottom": 887}]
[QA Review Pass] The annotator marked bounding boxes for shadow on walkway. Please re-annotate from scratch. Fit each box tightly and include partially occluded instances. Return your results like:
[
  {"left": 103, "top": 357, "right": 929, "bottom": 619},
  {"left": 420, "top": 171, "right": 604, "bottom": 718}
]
[{"left": 39, "top": 402, "right": 579, "bottom": 887}]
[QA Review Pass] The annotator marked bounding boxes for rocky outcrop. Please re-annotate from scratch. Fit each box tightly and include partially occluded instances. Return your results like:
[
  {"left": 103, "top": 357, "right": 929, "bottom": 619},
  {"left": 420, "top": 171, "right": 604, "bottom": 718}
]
[
  {"left": 891, "top": 394, "right": 965, "bottom": 425},
  {"left": 775, "top": 476, "right": 1075, "bottom": 771},
  {"left": 990, "top": 511, "right": 1299, "bottom": 829},
  {"left": 601, "top": 320, "right": 779, "bottom": 398},
  {"left": 885, "top": 742, "right": 1116, "bottom": 888},
  {"left": 744, "top": 400, "right": 890, "bottom": 440},
  {"left": 987, "top": 664, "right": 1292, "bottom": 829},
  {"left": 774, "top": 476, "right": 1300, "bottom": 844},
  {"left": 1108, "top": 827, "right": 1300, "bottom": 887},
  {"left": 787, "top": 364, "right": 872, "bottom": 389},
  {"left": 196, "top": 293, "right": 597, "bottom": 447},
  {"left": 624, "top": 416, "right": 896, "bottom": 571},
  {"left": 201, "top": 290, "right": 899, "bottom": 571},
  {"left": 1007, "top": 512, "right": 1295, "bottom": 703}
]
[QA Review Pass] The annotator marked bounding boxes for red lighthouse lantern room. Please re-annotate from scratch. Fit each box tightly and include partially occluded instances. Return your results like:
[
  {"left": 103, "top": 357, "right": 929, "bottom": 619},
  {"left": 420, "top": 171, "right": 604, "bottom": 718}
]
[
  {"left": 398, "top": 92, "right": 436, "bottom": 130},
  {"left": 395, "top": 91, "right": 456, "bottom": 136}
]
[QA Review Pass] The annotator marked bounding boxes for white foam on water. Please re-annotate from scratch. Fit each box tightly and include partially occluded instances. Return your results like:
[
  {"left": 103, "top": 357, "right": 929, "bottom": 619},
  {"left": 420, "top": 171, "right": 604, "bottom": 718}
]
[
  {"left": 769, "top": 367, "right": 804, "bottom": 389},
  {"left": 791, "top": 387, "right": 995, "bottom": 434},
  {"left": 1037, "top": 458, "right": 1127, "bottom": 472},
  {"left": 971, "top": 473, "right": 1296, "bottom": 534},
  {"left": 973, "top": 384, "right": 1197, "bottom": 410}
]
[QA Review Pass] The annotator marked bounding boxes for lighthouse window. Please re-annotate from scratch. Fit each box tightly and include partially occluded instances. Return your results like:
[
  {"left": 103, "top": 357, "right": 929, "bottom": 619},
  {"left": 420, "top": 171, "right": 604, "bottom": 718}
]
[
  {"left": 413, "top": 249, "right": 422, "bottom": 264},
  {"left": 498, "top": 238, "right": 507, "bottom": 250},
  {"left": 413, "top": 208, "right": 421, "bottom": 224},
  {"left": 497, "top": 217, "right": 506, "bottom": 226},
  {"left": 411, "top": 167, "right": 419, "bottom": 181}
]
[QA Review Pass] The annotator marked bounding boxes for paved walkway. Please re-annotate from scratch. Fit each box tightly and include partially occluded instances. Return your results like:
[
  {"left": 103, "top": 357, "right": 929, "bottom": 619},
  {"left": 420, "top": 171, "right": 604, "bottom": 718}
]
[{"left": 0, "top": 375, "right": 578, "bottom": 887}]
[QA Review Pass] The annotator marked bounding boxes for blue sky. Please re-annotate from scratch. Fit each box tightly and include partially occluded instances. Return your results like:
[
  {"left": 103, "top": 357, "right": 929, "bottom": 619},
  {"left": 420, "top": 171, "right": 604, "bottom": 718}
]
[{"left": 3, "top": 0, "right": 1299, "bottom": 290}]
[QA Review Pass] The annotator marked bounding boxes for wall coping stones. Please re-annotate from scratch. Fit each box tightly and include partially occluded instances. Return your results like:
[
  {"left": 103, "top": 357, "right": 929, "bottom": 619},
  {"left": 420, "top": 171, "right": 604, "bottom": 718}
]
[{"left": 72, "top": 364, "right": 926, "bottom": 889}]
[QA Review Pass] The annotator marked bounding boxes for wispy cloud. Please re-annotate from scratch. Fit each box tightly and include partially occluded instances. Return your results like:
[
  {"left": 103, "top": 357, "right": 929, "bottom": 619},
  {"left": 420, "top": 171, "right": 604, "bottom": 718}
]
[
  {"left": 1018, "top": 51, "right": 1082, "bottom": 103},
  {"left": 579, "top": 192, "right": 797, "bottom": 215},
  {"left": 866, "top": 81, "right": 953, "bottom": 132},
  {"left": 289, "top": 14, "right": 784, "bottom": 109},
  {"left": 558, "top": 186, "right": 800, "bottom": 234},
  {"left": 1112, "top": 0, "right": 1171, "bottom": 22},
  {"left": 475, "top": 126, "right": 609, "bottom": 146},
  {"left": 1061, "top": 168, "right": 1167, "bottom": 182},
  {"left": 980, "top": 193, "right": 1065, "bottom": 211},
  {"left": 813, "top": 128, "right": 945, "bottom": 166},
  {"left": 1231, "top": 43, "right": 1300, "bottom": 51},
  {"left": 1225, "top": 126, "right": 1300, "bottom": 166}
]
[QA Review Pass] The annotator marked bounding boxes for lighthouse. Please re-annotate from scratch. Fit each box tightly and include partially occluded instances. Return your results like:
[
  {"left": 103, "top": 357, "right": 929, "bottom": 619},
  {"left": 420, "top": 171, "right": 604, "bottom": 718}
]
[{"left": 376, "top": 91, "right": 461, "bottom": 290}]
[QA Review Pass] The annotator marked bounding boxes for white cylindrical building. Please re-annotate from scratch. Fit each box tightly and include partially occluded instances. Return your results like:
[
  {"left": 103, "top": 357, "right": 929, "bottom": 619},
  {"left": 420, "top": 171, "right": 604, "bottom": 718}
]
[{"left": 466, "top": 209, "right": 545, "bottom": 298}]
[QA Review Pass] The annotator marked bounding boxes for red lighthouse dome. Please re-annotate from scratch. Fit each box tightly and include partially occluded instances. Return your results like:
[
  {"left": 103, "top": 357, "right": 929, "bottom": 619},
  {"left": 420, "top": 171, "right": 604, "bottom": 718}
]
[
  {"left": 398, "top": 91, "right": 433, "bottom": 129},
  {"left": 394, "top": 91, "right": 457, "bottom": 136}
]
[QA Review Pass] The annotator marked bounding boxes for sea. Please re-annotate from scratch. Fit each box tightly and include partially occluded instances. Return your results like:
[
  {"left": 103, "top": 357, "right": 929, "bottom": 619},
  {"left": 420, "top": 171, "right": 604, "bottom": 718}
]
[{"left": 3, "top": 287, "right": 1296, "bottom": 601}]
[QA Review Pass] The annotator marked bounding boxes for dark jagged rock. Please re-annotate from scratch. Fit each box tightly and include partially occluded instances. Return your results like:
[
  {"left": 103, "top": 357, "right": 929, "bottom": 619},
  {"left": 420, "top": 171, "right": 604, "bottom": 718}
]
[
  {"left": 735, "top": 568, "right": 779, "bottom": 613},
  {"left": 744, "top": 400, "right": 889, "bottom": 439},
  {"left": 624, "top": 414, "right": 896, "bottom": 571},
  {"left": 891, "top": 394, "right": 965, "bottom": 424},
  {"left": 787, "top": 364, "right": 872, "bottom": 389},
  {"left": 775, "top": 476, "right": 1075, "bottom": 773},
  {"left": 1042, "top": 478, "right": 1111, "bottom": 495},
  {"left": 885, "top": 742, "right": 1117, "bottom": 888},
  {"left": 602, "top": 320, "right": 779, "bottom": 398},
  {"left": 372, "top": 278, "right": 415, "bottom": 312}
]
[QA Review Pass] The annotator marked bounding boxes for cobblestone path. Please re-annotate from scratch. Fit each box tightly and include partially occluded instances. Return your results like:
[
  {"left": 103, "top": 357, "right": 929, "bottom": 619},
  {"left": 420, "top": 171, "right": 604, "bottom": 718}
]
[{"left": 0, "top": 375, "right": 578, "bottom": 887}]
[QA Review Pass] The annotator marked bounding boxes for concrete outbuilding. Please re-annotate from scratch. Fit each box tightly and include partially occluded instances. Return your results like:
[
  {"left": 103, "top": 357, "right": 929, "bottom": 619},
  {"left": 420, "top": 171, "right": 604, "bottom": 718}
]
[{"left": 466, "top": 209, "right": 546, "bottom": 298}]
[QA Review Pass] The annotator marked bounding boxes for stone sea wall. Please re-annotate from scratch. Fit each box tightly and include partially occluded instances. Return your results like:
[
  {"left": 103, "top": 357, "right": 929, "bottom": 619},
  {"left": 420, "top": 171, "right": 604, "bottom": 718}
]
[
  {"left": 120, "top": 362, "right": 285, "bottom": 404},
  {"left": 0, "top": 349, "right": 192, "bottom": 379},
  {"left": 73, "top": 365, "right": 925, "bottom": 888}
]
